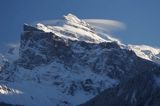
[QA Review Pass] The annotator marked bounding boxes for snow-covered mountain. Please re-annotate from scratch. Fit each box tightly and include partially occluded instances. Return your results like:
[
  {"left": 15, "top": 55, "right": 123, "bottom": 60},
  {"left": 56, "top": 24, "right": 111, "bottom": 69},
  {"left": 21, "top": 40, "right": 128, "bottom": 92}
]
[
  {"left": 128, "top": 45, "right": 160, "bottom": 64},
  {"left": 0, "top": 13, "right": 160, "bottom": 106}
]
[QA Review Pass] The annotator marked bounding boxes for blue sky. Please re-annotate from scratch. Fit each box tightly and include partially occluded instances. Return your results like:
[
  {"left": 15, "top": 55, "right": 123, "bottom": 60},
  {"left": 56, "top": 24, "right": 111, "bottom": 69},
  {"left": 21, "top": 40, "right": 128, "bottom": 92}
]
[{"left": 0, "top": 0, "right": 160, "bottom": 48}]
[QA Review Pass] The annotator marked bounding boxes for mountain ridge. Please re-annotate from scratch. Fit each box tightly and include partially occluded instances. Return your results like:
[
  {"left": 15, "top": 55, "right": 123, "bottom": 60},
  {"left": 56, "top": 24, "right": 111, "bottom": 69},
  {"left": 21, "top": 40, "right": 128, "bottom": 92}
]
[{"left": 0, "top": 13, "right": 160, "bottom": 106}]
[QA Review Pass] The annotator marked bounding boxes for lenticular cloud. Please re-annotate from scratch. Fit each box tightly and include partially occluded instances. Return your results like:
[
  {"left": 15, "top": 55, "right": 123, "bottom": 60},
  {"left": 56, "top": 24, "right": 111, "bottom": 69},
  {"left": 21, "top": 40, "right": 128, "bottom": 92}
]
[
  {"left": 85, "top": 19, "right": 126, "bottom": 33},
  {"left": 33, "top": 19, "right": 126, "bottom": 33}
]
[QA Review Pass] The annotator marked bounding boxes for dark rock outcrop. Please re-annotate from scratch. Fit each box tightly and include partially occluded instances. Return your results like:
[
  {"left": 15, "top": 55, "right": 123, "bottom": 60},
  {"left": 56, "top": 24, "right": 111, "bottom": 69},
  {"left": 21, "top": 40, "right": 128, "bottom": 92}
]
[
  {"left": 80, "top": 69, "right": 160, "bottom": 106},
  {"left": 18, "top": 24, "right": 73, "bottom": 69}
]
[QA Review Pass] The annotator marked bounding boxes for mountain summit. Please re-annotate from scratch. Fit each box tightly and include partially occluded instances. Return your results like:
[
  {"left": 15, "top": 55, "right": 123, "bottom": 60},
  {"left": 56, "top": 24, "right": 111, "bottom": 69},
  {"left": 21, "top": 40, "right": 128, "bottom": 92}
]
[{"left": 0, "top": 14, "right": 160, "bottom": 106}]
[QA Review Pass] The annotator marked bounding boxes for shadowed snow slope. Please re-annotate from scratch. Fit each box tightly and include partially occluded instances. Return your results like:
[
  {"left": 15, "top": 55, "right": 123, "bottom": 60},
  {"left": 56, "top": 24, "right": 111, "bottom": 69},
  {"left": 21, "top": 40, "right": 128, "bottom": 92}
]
[{"left": 81, "top": 68, "right": 160, "bottom": 106}]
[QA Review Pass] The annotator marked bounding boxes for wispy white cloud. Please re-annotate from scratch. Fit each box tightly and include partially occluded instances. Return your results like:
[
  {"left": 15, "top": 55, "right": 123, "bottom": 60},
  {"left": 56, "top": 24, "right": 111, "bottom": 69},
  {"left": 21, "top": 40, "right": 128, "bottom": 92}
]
[
  {"left": 84, "top": 19, "right": 126, "bottom": 33},
  {"left": 32, "top": 19, "right": 126, "bottom": 33},
  {"left": 7, "top": 43, "right": 20, "bottom": 48}
]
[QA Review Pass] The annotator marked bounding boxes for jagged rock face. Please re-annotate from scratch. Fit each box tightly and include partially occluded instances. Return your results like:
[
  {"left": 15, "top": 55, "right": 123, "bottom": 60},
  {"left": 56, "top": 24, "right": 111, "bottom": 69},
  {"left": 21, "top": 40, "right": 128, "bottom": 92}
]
[
  {"left": 80, "top": 68, "right": 160, "bottom": 106},
  {"left": 18, "top": 25, "right": 73, "bottom": 69},
  {"left": 18, "top": 24, "right": 137, "bottom": 79},
  {"left": 18, "top": 23, "right": 157, "bottom": 80}
]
